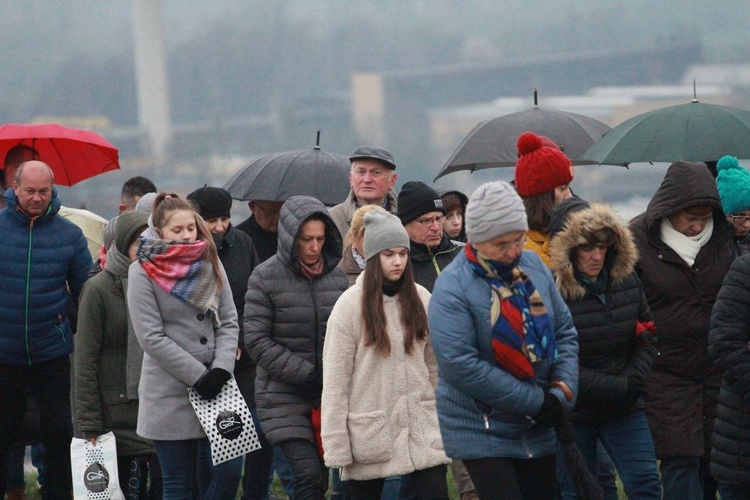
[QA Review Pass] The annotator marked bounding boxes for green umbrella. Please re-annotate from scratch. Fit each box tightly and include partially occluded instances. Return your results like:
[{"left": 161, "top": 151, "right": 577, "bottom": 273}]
[{"left": 579, "top": 100, "right": 750, "bottom": 166}]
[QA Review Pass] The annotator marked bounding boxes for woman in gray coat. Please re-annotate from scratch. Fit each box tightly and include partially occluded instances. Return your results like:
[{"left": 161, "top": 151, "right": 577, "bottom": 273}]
[{"left": 128, "top": 193, "right": 240, "bottom": 500}]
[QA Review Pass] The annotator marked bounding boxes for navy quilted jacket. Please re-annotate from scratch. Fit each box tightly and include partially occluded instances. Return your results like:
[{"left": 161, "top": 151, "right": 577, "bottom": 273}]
[{"left": 0, "top": 188, "right": 91, "bottom": 365}]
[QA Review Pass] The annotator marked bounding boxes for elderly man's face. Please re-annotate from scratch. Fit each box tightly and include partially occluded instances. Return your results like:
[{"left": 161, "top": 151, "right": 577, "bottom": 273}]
[
  {"left": 668, "top": 206, "right": 714, "bottom": 237},
  {"left": 14, "top": 162, "right": 53, "bottom": 217},
  {"left": 250, "top": 200, "right": 284, "bottom": 233},
  {"left": 404, "top": 211, "right": 445, "bottom": 247},
  {"left": 350, "top": 159, "right": 397, "bottom": 205}
]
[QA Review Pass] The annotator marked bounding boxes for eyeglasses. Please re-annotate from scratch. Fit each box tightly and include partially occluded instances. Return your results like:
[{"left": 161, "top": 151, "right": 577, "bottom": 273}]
[
  {"left": 729, "top": 214, "right": 750, "bottom": 224},
  {"left": 493, "top": 235, "right": 527, "bottom": 252},
  {"left": 415, "top": 214, "right": 447, "bottom": 227}
]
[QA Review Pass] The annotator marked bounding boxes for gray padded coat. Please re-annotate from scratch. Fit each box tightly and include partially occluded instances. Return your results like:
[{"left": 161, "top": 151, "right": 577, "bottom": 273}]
[{"left": 244, "top": 196, "right": 348, "bottom": 446}]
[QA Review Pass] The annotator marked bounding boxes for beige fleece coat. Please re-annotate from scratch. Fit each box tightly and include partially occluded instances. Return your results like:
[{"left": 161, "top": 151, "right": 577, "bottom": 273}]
[{"left": 321, "top": 273, "right": 449, "bottom": 481}]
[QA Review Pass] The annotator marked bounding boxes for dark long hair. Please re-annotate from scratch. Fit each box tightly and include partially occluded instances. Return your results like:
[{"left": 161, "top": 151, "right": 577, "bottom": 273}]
[
  {"left": 152, "top": 192, "right": 223, "bottom": 289},
  {"left": 523, "top": 190, "right": 556, "bottom": 233},
  {"left": 361, "top": 254, "right": 428, "bottom": 357}
]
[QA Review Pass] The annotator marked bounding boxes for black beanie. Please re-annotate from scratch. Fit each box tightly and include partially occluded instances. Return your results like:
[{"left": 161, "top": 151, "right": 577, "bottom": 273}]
[
  {"left": 115, "top": 210, "right": 149, "bottom": 255},
  {"left": 187, "top": 187, "right": 233, "bottom": 220},
  {"left": 397, "top": 181, "right": 445, "bottom": 225}
]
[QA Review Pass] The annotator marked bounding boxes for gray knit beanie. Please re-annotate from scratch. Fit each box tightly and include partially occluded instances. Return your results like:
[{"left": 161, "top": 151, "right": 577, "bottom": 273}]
[
  {"left": 135, "top": 192, "right": 158, "bottom": 213},
  {"left": 465, "top": 181, "right": 528, "bottom": 244},
  {"left": 363, "top": 210, "right": 410, "bottom": 261}
]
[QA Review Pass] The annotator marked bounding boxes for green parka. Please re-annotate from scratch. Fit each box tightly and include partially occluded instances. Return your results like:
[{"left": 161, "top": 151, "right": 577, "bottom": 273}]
[{"left": 74, "top": 269, "right": 154, "bottom": 457}]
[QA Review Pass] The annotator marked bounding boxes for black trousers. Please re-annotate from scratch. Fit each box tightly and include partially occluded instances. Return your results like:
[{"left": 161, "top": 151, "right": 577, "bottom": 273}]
[
  {"left": 463, "top": 453, "right": 557, "bottom": 500},
  {"left": 0, "top": 356, "right": 73, "bottom": 499},
  {"left": 347, "top": 464, "right": 448, "bottom": 500}
]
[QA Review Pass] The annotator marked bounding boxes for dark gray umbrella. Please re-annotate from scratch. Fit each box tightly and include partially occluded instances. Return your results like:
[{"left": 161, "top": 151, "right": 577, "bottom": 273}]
[
  {"left": 223, "top": 134, "right": 350, "bottom": 206},
  {"left": 435, "top": 91, "right": 611, "bottom": 180}
]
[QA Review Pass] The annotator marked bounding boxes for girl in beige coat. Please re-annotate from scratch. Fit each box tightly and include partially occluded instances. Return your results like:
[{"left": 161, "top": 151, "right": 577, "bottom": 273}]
[{"left": 321, "top": 210, "right": 449, "bottom": 499}]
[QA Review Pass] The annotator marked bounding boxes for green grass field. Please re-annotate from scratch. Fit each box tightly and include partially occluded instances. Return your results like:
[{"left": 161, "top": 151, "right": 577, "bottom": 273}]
[{"left": 17, "top": 465, "right": 632, "bottom": 499}]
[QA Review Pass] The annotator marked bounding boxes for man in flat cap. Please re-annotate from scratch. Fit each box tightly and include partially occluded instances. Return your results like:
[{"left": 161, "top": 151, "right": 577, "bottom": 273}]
[{"left": 328, "top": 146, "right": 399, "bottom": 243}]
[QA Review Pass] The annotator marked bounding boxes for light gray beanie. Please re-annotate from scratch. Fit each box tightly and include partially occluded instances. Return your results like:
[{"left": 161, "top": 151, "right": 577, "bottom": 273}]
[
  {"left": 135, "top": 192, "right": 158, "bottom": 213},
  {"left": 363, "top": 210, "right": 410, "bottom": 261},
  {"left": 465, "top": 181, "right": 528, "bottom": 244}
]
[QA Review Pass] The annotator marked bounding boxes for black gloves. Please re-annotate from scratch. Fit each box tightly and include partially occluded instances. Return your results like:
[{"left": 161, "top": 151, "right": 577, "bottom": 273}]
[
  {"left": 534, "top": 392, "right": 565, "bottom": 428},
  {"left": 193, "top": 368, "right": 232, "bottom": 400}
]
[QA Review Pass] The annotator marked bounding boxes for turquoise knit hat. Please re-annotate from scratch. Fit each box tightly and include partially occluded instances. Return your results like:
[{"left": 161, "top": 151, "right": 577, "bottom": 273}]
[{"left": 716, "top": 155, "right": 750, "bottom": 214}]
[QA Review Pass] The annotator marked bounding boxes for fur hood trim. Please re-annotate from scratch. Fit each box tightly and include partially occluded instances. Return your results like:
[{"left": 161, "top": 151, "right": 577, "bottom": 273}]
[{"left": 550, "top": 203, "right": 638, "bottom": 300}]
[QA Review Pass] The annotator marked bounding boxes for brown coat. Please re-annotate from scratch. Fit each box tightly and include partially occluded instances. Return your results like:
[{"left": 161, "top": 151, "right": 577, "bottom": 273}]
[{"left": 629, "top": 161, "right": 734, "bottom": 458}]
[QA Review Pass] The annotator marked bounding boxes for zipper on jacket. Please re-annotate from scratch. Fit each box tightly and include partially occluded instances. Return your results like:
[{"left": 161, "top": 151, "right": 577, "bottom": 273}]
[
  {"left": 521, "top": 418, "right": 534, "bottom": 458},
  {"left": 483, "top": 413, "right": 489, "bottom": 430},
  {"left": 309, "top": 279, "right": 320, "bottom": 374},
  {"left": 55, "top": 315, "right": 66, "bottom": 343},
  {"left": 23, "top": 218, "right": 35, "bottom": 365},
  {"left": 430, "top": 247, "right": 454, "bottom": 276}
]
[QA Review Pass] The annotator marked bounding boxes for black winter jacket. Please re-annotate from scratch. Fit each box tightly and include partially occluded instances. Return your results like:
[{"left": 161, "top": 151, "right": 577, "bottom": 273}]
[
  {"left": 244, "top": 196, "right": 348, "bottom": 445},
  {"left": 236, "top": 214, "right": 278, "bottom": 263},
  {"left": 216, "top": 226, "right": 260, "bottom": 405},
  {"left": 409, "top": 234, "right": 461, "bottom": 292},
  {"left": 709, "top": 253, "right": 750, "bottom": 484},
  {"left": 550, "top": 202, "right": 656, "bottom": 423}
]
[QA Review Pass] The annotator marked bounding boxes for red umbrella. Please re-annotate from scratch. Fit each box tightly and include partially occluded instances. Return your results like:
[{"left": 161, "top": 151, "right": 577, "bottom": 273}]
[{"left": 0, "top": 123, "right": 120, "bottom": 186}]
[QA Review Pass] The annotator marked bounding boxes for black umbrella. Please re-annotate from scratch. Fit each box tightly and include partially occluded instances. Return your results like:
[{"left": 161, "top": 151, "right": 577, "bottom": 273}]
[
  {"left": 556, "top": 419, "right": 604, "bottom": 500},
  {"left": 435, "top": 90, "right": 611, "bottom": 180},
  {"left": 223, "top": 132, "right": 351, "bottom": 206}
]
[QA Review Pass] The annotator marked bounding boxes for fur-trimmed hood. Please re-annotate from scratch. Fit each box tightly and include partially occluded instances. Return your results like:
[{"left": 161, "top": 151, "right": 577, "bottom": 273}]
[{"left": 550, "top": 203, "right": 638, "bottom": 300}]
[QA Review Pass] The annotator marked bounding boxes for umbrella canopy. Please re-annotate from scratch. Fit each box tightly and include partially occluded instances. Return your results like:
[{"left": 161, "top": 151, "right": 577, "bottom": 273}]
[
  {"left": 58, "top": 206, "right": 108, "bottom": 260},
  {"left": 0, "top": 123, "right": 120, "bottom": 186},
  {"left": 223, "top": 147, "right": 351, "bottom": 206},
  {"left": 579, "top": 100, "right": 750, "bottom": 166},
  {"left": 435, "top": 104, "right": 611, "bottom": 180}
]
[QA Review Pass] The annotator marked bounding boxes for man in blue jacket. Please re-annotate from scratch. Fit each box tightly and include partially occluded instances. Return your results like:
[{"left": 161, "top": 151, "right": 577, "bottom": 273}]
[{"left": 0, "top": 161, "right": 91, "bottom": 499}]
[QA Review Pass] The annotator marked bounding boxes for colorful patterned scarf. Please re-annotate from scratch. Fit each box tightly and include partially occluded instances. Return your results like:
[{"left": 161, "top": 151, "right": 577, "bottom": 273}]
[
  {"left": 137, "top": 237, "right": 221, "bottom": 326},
  {"left": 465, "top": 244, "right": 557, "bottom": 381}
]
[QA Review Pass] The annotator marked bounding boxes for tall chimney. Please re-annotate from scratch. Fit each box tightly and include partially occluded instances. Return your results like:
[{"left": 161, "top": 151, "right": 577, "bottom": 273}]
[{"left": 133, "top": 0, "right": 172, "bottom": 159}]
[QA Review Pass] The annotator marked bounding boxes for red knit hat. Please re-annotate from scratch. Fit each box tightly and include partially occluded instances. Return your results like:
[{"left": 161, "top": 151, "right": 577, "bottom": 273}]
[{"left": 514, "top": 132, "right": 573, "bottom": 197}]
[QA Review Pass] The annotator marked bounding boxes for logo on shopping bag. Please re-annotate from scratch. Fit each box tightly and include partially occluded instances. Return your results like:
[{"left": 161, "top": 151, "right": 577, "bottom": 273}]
[
  {"left": 216, "top": 410, "right": 244, "bottom": 440},
  {"left": 83, "top": 463, "right": 109, "bottom": 493}
]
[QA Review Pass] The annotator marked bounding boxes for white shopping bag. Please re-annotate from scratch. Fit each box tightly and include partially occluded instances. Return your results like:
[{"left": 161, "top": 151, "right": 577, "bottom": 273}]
[
  {"left": 188, "top": 376, "right": 261, "bottom": 465},
  {"left": 70, "top": 431, "right": 125, "bottom": 500}
]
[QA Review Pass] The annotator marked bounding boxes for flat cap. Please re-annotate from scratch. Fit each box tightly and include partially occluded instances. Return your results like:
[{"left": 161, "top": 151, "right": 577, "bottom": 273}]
[{"left": 349, "top": 146, "right": 397, "bottom": 170}]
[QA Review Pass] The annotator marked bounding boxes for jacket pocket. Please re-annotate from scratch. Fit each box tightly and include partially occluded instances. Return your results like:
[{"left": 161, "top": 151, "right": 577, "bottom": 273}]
[
  {"left": 348, "top": 410, "right": 393, "bottom": 464},
  {"left": 101, "top": 389, "right": 137, "bottom": 429},
  {"left": 418, "top": 400, "right": 445, "bottom": 450}
]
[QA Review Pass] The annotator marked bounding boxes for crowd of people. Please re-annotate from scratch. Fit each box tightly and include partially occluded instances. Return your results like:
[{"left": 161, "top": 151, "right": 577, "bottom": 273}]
[{"left": 1, "top": 134, "right": 750, "bottom": 500}]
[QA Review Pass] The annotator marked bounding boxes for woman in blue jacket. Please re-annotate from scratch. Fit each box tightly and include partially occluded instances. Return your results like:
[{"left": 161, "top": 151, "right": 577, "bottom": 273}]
[{"left": 428, "top": 181, "right": 578, "bottom": 499}]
